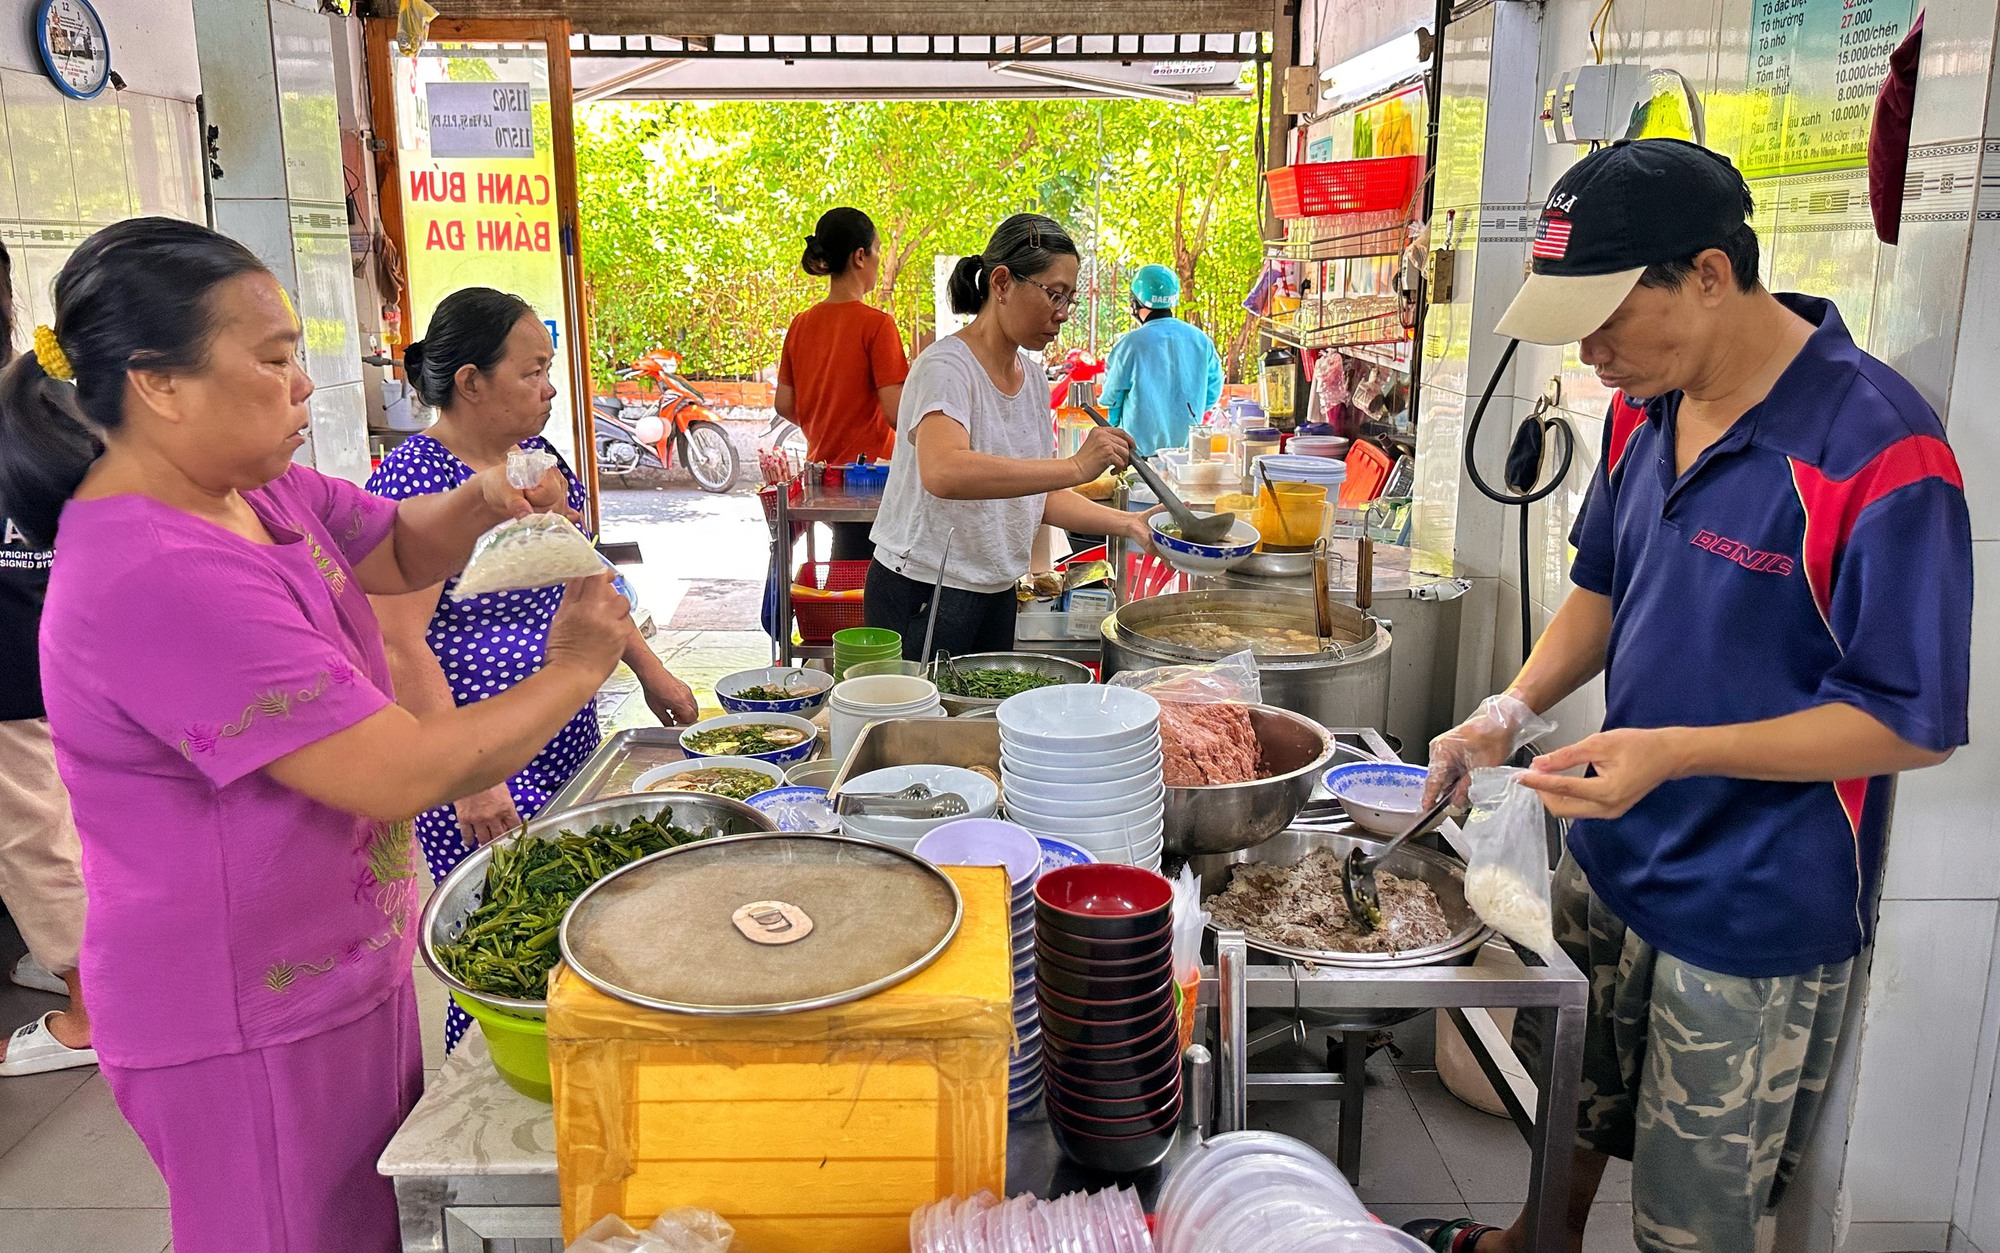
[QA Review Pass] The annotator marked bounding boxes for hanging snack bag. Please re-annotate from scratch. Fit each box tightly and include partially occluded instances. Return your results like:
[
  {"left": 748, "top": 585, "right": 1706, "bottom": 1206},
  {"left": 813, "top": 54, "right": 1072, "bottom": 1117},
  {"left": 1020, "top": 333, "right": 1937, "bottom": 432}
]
[{"left": 1456, "top": 767, "right": 1559, "bottom": 959}]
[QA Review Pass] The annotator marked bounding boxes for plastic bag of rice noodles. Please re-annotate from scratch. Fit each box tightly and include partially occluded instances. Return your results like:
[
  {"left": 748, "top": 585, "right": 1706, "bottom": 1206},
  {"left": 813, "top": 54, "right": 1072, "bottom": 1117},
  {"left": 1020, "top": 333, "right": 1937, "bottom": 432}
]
[
  {"left": 451, "top": 512, "right": 604, "bottom": 601},
  {"left": 1456, "top": 767, "right": 1559, "bottom": 959}
]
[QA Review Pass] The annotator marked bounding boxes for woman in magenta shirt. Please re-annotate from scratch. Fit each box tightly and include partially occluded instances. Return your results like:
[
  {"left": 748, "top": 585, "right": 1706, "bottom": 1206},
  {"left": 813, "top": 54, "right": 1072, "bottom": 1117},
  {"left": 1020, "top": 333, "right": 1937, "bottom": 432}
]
[{"left": 0, "top": 219, "right": 634, "bottom": 1252}]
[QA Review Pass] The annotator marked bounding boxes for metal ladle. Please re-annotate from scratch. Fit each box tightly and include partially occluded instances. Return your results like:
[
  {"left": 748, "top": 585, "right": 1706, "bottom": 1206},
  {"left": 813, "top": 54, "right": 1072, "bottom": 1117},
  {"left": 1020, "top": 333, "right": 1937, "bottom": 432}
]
[
  {"left": 1341, "top": 792, "right": 1455, "bottom": 932},
  {"left": 1083, "top": 406, "right": 1237, "bottom": 545}
]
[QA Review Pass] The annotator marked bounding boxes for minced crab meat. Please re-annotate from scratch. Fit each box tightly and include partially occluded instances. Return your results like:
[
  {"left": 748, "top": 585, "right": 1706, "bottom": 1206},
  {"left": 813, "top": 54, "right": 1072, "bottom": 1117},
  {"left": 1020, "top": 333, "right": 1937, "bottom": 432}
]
[{"left": 1205, "top": 849, "right": 1453, "bottom": 955}]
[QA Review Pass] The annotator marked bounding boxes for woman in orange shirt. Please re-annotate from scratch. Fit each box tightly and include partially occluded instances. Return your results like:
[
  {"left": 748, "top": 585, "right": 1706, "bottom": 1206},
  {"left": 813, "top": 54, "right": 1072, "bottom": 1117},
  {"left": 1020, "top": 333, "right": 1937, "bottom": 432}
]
[{"left": 776, "top": 208, "right": 910, "bottom": 560}]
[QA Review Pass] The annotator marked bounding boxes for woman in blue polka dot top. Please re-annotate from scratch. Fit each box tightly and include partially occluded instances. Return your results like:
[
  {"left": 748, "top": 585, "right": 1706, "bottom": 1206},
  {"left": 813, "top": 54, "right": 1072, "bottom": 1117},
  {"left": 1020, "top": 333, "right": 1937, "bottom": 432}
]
[{"left": 368, "top": 288, "right": 698, "bottom": 1051}]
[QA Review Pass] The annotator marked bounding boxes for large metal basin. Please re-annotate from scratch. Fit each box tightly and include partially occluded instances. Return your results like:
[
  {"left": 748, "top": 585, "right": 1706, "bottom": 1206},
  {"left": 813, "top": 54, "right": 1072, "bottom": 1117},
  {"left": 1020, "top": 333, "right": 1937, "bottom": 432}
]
[
  {"left": 1100, "top": 590, "right": 1391, "bottom": 733},
  {"left": 1191, "top": 823, "right": 1491, "bottom": 1031},
  {"left": 1162, "top": 704, "right": 1336, "bottom": 857},
  {"left": 419, "top": 793, "right": 775, "bottom": 1017},
  {"left": 931, "top": 651, "right": 1095, "bottom": 717}
]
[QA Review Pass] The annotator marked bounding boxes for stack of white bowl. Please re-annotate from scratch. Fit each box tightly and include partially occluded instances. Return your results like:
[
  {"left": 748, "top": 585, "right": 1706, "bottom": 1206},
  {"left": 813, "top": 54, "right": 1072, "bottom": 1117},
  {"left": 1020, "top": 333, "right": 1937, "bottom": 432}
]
[
  {"left": 995, "top": 686, "right": 1164, "bottom": 872},
  {"left": 835, "top": 764, "right": 999, "bottom": 852},
  {"left": 829, "top": 673, "right": 943, "bottom": 761}
]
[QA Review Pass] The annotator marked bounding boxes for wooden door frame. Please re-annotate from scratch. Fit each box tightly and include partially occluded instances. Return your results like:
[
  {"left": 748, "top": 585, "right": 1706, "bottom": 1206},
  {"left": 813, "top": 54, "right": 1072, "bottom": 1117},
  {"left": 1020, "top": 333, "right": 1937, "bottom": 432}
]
[{"left": 363, "top": 16, "right": 602, "bottom": 533}]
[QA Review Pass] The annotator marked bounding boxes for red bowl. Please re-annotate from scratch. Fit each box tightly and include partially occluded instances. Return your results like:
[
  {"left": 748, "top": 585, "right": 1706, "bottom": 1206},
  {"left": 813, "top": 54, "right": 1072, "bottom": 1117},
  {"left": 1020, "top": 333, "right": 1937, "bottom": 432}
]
[
  {"left": 1038, "top": 977, "right": 1176, "bottom": 1024},
  {"left": 1048, "top": 1086, "right": 1184, "bottom": 1138},
  {"left": 1037, "top": 993, "right": 1176, "bottom": 1048},
  {"left": 1036, "top": 952, "right": 1176, "bottom": 1002},
  {"left": 1040, "top": 1011, "right": 1178, "bottom": 1061},
  {"left": 1043, "top": 1032, "right": 1182, "bottom": 1093},
  {"left": 1035, "top": 864, "right": 1174, "bottom": 941},
  {"left": 1035, "top": 938, "right": 1176, "bottom": 979},
  {"left": 1048, "top": 1112, "right": 1179, "bottom": 1175},
  {"left": 1036, "top": 918, "right": 1173, "bottom": 963},
  {"left": 1045, "top": 1050, "right": 1183, "bottom": 1111}
]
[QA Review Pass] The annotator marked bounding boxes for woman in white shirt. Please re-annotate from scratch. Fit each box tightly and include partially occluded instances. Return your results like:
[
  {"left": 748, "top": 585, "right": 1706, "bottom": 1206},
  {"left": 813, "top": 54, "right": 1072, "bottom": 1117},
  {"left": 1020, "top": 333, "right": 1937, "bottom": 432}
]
[{"left": 867, "top": 214, "right": 1152, "bottom": 658}]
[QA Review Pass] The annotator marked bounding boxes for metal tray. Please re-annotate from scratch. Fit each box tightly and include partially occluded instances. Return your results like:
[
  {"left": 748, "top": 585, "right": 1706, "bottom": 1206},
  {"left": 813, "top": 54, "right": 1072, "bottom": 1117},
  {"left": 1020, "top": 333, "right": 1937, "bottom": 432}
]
[
  {"left": 545, "top": 727, "right": 687, "bottom": 811},
  {"left": 419, "top": 792, "right": 775, "bottom": 1016},
  {"left": 829, "top": 716, "right": 1002, "bottom": 794}
]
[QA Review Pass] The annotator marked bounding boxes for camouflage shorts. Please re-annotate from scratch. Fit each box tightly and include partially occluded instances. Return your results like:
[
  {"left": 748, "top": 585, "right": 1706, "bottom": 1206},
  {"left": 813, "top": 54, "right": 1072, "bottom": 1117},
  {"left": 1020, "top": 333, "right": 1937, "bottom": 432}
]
[{"left": 1513, "top": 852, "right": 1851, "bottom": 1253}]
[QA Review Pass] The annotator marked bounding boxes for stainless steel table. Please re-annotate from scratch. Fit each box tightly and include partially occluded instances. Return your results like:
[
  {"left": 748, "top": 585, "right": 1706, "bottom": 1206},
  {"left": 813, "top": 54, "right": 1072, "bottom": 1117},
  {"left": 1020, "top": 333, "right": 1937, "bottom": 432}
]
[{"left": 770, "top": 476, "right": 882, "bottom": 666}]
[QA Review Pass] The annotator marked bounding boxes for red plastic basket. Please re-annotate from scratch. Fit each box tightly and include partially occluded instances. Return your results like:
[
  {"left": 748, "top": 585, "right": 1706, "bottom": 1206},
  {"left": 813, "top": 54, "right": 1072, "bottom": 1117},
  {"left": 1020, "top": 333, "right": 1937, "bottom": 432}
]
[
  {"left": 1266, "top": 155, "right": 1422, "bottom": 221},
  {"left": 790, "top": 559, "right": 870, "bottom": 643}
]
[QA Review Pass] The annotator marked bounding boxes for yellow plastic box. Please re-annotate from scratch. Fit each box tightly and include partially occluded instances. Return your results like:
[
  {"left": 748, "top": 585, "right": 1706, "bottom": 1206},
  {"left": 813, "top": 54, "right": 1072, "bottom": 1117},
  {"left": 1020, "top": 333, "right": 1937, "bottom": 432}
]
[{"left": 548, "top": 864, "right": 1013, "bottom": 1249}]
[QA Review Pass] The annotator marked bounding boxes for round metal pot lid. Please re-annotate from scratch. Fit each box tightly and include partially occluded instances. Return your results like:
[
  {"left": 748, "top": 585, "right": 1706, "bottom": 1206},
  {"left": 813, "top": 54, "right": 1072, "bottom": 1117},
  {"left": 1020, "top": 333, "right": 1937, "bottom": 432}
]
[{"left": 559, "top": 833, "right": 963, "bottom": 1015}]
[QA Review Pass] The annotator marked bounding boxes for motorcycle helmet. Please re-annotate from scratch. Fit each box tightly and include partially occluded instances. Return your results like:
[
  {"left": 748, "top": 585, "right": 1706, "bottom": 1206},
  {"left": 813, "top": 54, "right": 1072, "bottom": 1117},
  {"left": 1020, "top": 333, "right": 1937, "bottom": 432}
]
[{"left": 1130, "top": 264, "right": 1181, "bottom": 310}]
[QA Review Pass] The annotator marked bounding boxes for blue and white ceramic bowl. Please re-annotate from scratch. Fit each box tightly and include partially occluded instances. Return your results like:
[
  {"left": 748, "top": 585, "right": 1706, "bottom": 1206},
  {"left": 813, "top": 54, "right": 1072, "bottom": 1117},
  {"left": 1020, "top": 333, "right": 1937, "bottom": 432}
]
[
  {"left": 1322, "top": 761, "right": 1429, "bottom": 836},
  {"left": 679, "top": 711, "right": 820, "bottom": 767},
  {"left": 744, "top": 785, "right": 839, "bottom": 833},
  {"left": 715, "top": 666, "right": 835, "bottom": 716},
  {"left": 1147, "top": 513, "right": 1261, "bottom": 575},
  {"left": 1037, "top": 837, "right": 1099, "bottom": 875}
]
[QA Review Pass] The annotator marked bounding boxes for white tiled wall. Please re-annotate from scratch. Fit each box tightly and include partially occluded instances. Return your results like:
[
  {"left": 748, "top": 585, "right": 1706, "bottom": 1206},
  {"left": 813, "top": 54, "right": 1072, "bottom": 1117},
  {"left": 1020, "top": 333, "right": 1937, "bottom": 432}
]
[{"left": 0, "top": 69, "right": 203, "bottom": 335}]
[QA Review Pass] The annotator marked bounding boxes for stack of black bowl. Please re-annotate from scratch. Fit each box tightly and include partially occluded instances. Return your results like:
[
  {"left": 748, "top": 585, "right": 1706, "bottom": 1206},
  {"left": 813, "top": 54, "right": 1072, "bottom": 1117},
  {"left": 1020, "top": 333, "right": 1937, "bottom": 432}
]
[{"left": 1033, "top": 863, "right": 1182, "bottom": 1173}]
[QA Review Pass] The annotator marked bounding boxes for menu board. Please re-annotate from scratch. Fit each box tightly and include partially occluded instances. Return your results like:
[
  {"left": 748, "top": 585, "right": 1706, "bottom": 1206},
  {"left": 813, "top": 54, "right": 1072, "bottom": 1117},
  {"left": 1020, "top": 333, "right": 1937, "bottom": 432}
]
[{"left": 1741, "top": 0, "right": 1915, "bottom": 177}]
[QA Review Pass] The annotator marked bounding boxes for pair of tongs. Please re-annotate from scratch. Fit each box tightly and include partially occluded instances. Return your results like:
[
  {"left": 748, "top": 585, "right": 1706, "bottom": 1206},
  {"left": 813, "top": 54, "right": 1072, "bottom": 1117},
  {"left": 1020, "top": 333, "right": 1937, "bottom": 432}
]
[{"left": 834, "top": 783, "right": 970, "bottom": 819}]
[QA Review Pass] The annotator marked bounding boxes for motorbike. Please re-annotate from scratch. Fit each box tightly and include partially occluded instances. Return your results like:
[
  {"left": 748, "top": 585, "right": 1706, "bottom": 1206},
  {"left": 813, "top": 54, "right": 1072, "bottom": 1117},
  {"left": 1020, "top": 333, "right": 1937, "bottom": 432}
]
[{"left": 591, "top": 350, "right": 741, "bottom": 493}]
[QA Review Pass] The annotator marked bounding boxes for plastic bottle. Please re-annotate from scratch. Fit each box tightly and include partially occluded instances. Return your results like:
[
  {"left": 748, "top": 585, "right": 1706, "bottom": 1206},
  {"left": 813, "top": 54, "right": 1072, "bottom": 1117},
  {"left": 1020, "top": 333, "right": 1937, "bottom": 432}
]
[{"left": 1055, "top": 380, "right": 1096, "bottom": 463}]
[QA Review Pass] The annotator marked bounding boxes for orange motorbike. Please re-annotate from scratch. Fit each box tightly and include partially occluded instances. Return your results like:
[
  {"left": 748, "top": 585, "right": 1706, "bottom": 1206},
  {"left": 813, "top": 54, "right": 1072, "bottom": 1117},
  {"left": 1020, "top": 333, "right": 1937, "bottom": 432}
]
[{"left": 592, "top": 350, "right": 740, "bottom": 493}]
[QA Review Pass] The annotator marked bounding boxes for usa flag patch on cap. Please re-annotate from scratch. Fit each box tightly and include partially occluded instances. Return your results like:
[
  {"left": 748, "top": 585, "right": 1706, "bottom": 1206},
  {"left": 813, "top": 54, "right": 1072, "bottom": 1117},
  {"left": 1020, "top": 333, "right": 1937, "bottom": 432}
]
[{"left": 1532, "top": 213, "right": 1572, "bottom": 260}]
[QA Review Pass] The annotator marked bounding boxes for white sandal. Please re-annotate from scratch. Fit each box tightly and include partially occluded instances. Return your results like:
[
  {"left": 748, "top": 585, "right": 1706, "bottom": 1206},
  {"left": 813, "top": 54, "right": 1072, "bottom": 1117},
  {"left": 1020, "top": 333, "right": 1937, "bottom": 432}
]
[
  {"left": 9, "top": 954, "right": 66, "bottom": 996},
  {"left": 0, "top": 1012, "right": 97, "bottom": 1077}
]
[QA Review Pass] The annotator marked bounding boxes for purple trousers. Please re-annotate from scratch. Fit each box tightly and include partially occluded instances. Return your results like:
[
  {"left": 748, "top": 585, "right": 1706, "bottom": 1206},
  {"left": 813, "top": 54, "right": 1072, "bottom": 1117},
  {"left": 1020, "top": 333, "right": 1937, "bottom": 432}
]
[{"left": 103, "top": 978, "right": 423, "bottom": 1253}]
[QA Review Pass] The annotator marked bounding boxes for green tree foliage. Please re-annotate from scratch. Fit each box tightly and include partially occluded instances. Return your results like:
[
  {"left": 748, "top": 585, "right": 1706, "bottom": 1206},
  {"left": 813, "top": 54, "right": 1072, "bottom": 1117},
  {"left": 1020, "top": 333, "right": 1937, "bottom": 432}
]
[{"left": 574, "top": 96, "right": 1263, "bottom": 385}]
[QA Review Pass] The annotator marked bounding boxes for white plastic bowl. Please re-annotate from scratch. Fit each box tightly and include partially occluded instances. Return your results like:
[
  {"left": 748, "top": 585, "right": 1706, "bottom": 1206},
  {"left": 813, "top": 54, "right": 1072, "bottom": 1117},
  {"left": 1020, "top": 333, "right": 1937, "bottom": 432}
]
[
  {"left": 1001, "top": 734, "right": 1161, "bottom": 774},
  {"left": 1004, "top": 796, "right": 1166, "bottom": 837},
  {"left": 631, "top": 756, "right": 787, "bottom": 799},
  {"left": 1000, "top": 746, "right": 1163, "bottom": 784},
  {"left": 1004, "top": 778, "right": 1165, "bottom": 821},
  {"left": 835, "top": 764, "right": 1000, "bottom": 845},
  {"left": 1002, "top": 755, "right": 1163, "bottom": 797},
  {"left": 997, "top": 684, "right": 1161, "bottom": 752}
]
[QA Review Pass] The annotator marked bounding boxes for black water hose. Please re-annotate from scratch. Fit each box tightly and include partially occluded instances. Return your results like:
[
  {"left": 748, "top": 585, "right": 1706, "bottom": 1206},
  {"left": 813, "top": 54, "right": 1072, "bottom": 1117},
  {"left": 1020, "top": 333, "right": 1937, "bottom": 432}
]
[{"left": 1463, "top": 338, "right": 1577, "bottom": 665}]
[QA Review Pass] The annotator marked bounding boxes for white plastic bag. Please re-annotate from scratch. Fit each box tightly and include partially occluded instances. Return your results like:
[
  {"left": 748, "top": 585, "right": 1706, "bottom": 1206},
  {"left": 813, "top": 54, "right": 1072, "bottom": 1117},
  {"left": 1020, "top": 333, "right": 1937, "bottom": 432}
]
[
  {"left": 1456, "top": 767, "right": 1558, "bottom": 960},
  {"left": 565, "top": 1209, "right": 734, "bottom": 1253},
  {"left": 451, "top": 512, "right": 604, "bottom": 601},
  {"left": 1107, "top": 649, "right": 1262, "bottom": 706}
]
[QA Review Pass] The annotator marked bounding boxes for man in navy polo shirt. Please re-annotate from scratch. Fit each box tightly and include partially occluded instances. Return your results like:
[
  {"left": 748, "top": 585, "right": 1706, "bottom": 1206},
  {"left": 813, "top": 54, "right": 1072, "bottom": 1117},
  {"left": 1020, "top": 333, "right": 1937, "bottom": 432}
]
[{"left": 1408, "top": 140, "right": 1971, "bottom": 1253}]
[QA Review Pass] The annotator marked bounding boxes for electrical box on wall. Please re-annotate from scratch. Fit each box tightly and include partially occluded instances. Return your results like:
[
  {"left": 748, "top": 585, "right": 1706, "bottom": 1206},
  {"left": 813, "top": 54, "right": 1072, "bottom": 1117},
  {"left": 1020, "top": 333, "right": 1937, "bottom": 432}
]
[
  {"left": 1284, "top": 66, "right": 1319, "bottom": 115},
  {"left": 1541, "top": 63, "right": 1652, "bottom": 143}
]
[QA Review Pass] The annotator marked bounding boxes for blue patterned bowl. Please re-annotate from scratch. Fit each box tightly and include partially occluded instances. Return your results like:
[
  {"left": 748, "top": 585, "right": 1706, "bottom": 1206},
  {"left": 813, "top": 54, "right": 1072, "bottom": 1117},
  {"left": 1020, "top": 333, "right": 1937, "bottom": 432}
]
[
  {"left": 1147, "top": 513, "right": 1261, "bottom": 574},
  {"left": 1321, "top": 761, "right": 1428, "bottom": 836},
  {"left": 716, "top": 666, "right": 834, "bottom": 716}
]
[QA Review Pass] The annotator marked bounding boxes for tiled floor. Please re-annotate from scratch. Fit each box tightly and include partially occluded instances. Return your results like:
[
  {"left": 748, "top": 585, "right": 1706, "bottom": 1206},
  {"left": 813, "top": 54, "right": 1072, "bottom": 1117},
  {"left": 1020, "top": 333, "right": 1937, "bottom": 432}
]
[{"left": 0, "top": 480, "right": 1642, "bottom": 1251}]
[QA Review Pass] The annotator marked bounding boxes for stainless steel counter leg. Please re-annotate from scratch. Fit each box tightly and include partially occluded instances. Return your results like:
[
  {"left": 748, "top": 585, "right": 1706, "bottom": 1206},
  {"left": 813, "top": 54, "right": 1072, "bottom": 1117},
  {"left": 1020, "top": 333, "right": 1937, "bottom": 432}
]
[
  {"left": 773, "top": 488, "right": 792, "bottom": 666},
  {"left": 1186, "top": 1044, "right": 1214, "bottom": 1142},
  {"left": 1215, "top": 930, "right": 1248, "bottom": 1133},
  {"left": 1525, "top": 997, "right": 1586, "bottom": 1252},
  {"left": 1336, "top": 1030, "right": 1367, "bottom": 1185}
]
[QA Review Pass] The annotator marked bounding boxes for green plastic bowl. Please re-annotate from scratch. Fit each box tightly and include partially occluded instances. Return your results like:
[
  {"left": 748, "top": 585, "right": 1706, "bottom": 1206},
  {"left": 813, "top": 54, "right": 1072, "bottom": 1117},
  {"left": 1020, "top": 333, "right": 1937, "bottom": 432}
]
[
  {"left": 452, "top": 992, "right": 550, "bottom": 1103},
  {"left": 832, "top": 627, "right": 901, "bottom": 651}
]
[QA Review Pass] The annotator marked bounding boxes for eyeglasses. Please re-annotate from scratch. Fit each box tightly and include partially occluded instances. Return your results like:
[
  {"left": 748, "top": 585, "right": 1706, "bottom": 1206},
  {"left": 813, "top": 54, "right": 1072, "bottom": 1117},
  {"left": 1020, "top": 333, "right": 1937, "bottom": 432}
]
[{"left": 1020, "top": 277, "right": 1080, "bottom": 316}]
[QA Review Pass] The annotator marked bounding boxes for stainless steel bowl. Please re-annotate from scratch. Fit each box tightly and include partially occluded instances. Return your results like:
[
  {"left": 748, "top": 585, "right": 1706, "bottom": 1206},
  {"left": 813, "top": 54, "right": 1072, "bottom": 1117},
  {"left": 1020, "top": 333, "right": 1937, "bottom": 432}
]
[
  {"left": 1162, "top": 704, "right": 1336, "bottom": 856},
  {"left": 931, "top": 651, "right": 1095, "bottom": 717},
  {"left": 1192, "top": 823, "right": 1492, "bottom": 1030},
  {"left": 419, "top": 792, "right": 776, "bottom": 1016}
]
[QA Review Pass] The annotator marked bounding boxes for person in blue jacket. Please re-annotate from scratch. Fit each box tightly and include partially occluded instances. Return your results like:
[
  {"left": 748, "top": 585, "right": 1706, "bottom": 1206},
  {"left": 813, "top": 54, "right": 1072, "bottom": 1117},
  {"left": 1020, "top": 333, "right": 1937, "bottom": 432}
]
[{"left": 1098, "top": 265, "right": 1224, "bottom": 456}]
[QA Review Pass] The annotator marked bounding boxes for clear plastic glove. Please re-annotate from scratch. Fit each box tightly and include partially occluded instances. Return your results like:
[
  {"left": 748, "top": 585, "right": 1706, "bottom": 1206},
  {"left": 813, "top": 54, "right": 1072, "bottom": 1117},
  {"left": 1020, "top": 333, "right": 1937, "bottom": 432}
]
[{"left": 1423, "top": 693, "right": 1556, "bottom": 807}]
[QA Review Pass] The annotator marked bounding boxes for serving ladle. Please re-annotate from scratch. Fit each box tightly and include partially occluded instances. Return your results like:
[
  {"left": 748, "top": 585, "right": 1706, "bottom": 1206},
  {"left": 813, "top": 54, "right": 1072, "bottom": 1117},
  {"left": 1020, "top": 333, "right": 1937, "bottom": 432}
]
[
  {"left": 1083, "top": 406, "right": 1238, "bottom": 545},
  {"left": 1341, "top": 792, "right": 1455, "bottom": 932}
]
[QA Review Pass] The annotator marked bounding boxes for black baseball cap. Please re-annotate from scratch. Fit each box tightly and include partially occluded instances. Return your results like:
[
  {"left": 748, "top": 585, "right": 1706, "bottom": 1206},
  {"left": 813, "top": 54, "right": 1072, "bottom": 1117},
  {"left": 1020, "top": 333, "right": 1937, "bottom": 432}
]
[{"left": 1496, "top": 139, "right": 1753, "bottom": 344}]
